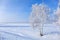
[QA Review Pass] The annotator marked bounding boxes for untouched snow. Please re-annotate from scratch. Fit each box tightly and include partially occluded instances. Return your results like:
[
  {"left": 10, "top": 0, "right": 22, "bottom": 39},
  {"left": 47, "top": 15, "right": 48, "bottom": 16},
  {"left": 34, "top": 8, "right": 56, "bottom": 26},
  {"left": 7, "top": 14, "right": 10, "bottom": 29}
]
[{"left": 0, "top": 24, "right": 60, "bottom": 40}]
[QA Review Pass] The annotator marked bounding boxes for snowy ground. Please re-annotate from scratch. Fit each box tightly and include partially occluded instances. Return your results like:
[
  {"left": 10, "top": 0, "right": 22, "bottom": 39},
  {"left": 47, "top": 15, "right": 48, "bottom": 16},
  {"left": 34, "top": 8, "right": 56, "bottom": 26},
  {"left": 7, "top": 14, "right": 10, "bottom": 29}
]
[{"left": 0, "top": 24, "right": 60, "bottom": 40}]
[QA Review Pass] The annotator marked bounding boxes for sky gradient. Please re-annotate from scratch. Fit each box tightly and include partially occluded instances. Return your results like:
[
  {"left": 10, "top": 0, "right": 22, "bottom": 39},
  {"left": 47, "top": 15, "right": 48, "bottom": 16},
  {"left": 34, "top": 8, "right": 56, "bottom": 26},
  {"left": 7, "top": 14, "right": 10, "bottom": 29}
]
[{"left": 0, "top": 0, "right": 58, "bottom": 23}]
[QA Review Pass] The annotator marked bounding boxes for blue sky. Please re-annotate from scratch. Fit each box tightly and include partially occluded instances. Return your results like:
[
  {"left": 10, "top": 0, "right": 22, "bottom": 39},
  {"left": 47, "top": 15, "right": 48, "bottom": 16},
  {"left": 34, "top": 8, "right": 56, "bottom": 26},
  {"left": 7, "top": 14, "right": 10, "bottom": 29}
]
[{"left": 0, "top": 0, "right": 58, "bottom": 22}]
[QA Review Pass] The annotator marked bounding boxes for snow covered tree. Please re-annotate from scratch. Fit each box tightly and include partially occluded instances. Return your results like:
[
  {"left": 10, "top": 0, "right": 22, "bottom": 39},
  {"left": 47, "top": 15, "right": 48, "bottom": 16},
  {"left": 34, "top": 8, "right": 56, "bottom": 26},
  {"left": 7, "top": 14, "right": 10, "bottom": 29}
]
[
  {"left": 29, "top": 3, "right": 50, "bottom": 36},
  {"left": 53, "top": 0, "right": 60, "bottom": 26}
]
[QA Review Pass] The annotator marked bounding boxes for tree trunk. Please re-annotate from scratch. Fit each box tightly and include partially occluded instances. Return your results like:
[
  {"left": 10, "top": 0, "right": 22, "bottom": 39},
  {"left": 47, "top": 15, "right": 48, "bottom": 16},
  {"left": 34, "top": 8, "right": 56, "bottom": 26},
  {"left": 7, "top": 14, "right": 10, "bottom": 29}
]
[{"left": 40, "top": 24, "right": 43, "bottom": 36}]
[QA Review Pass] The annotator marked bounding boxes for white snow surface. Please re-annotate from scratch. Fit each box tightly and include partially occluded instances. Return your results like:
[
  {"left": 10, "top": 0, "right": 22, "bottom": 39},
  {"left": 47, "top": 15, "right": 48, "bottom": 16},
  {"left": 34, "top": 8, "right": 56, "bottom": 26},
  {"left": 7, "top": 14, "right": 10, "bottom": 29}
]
[{"left": 0, "top": 24, "right": 60, "bottom": 40}]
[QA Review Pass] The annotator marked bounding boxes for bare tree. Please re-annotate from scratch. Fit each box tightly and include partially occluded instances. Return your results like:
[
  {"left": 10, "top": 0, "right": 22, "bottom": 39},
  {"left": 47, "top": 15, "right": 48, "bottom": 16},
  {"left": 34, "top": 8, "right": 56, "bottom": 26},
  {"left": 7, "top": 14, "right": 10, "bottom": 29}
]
[{"left": 29, "top": 3, "right": 50, "bottom": 36}]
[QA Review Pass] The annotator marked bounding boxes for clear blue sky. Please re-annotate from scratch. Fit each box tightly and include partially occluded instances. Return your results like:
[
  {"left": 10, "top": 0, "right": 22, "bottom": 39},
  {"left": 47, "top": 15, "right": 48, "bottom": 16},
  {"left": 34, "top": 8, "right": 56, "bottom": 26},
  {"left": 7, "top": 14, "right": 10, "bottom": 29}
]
[{"left": 0, "top": 0, "right": 58, "bottom": 22}]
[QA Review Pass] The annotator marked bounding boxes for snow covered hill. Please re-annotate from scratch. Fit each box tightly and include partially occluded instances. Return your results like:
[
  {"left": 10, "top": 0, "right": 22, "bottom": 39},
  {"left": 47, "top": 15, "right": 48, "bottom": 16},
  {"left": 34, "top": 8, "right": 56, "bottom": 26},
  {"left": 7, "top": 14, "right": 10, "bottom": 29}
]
[{"left": 0, "top": 24, "right": 60, "bottom": 40}]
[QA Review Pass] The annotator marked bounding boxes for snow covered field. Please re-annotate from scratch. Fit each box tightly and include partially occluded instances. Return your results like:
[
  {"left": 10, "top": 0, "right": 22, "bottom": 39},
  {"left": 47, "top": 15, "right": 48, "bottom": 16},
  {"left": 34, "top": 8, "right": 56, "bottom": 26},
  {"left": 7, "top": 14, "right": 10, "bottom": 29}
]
[{"left": 0, "top": 24, "right": 60, "bottom": 40}]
